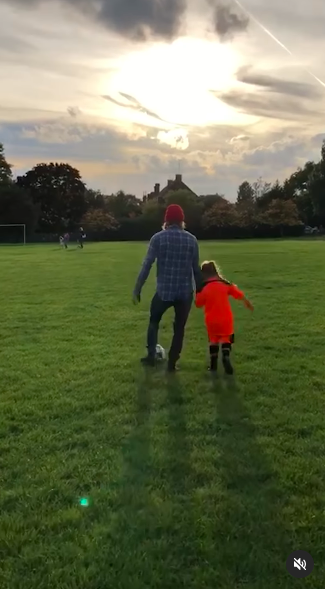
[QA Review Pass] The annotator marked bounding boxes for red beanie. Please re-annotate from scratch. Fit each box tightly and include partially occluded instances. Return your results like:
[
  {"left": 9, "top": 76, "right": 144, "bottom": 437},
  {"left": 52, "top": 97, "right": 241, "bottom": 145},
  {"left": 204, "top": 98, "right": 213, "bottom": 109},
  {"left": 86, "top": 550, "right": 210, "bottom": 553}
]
[{"left": 164, "top": 204, "right": 185, "bottom": 223}]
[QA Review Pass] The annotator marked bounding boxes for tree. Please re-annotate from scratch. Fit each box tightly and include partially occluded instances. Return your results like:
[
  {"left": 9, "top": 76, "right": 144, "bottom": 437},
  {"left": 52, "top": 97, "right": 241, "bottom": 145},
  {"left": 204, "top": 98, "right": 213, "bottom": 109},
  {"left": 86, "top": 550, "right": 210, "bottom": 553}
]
[
  {"left": 199, "top": 194, "right": 225, "bottom": 212},
  {"left": 202, "top": 198, "right": 238, "bottom": 228},
  {"left": 285, "top": 161, "right": 316, "bottom": 198},
  {"left": 252, "top": 177, "right": 271, "bottom": 201},
  {"left": 236, "top": 206, "right": 256, "bottom": 229},
  {"left": 259, "top": 199, "right": 302, "bottom": 236},
  {"left": 295, "top": 190, "right": 315, "bottom": 225},
  {"left": 0, "top": 143, "right": 12, "bottom": 185},
  {"left": 85, "top": 189, "right": 106, "bottom": 210},
  {"left": 80, "top": 209, "right": 117, "bottom": 232},
  {"left": 283, "top": 162, "right": 316, "bottom": 225},
  {"left": 258, "top": 180, "right": 285, "bottom": 210},
  {"left": 307, "top": 163, "right": 325, "bottom": 225},
  {"left": 164, "top": 190, "right": 203, "bottom": 226},
  {"left": 141, "top": 199, "right": 165, "bottom": 226},
  {"left": 17, "top": 163, "right": 86, "bottom": 232},
  {"left": 303, "top": 140, "right": 325, "bottom": 226},
  {"left": 321, "top": 138, "right": 325, "bottom": 166},
  {"left": 237, "top": 181, "right": 254, "bottom": 206},
  {"left": 236, "top": 181, "right": 256, "bottom": 227},
  {"left": 105, "top": 191, "right": 142, "bottom": 220},
  {"left": 0, "top": 183, "right": 39, "bottom": 231}
]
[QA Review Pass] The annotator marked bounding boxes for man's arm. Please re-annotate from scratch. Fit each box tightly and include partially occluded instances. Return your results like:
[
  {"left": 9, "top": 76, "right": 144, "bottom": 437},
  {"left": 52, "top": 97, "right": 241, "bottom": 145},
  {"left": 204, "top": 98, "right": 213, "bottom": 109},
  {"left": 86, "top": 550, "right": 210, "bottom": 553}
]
[
  {"left": 192, "top": 238, "right": 203, "bottom": 292},
  {"left": 133, "top": 236, "right": 157, "bottom": 298}
]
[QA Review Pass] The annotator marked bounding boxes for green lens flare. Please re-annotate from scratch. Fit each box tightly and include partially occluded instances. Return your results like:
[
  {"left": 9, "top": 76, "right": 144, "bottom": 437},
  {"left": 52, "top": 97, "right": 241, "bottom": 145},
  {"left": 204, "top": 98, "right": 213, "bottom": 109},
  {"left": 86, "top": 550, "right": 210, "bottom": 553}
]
[{"left": 80, "top": 498, "right": 89, "bottom": 506}]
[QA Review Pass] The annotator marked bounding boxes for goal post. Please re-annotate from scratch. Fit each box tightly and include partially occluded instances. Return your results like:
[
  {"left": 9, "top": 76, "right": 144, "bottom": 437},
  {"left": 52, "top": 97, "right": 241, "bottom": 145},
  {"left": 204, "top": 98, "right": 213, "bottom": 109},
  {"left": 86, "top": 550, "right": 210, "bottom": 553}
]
[{"left": 0, "top": 224, "right": 26, "bottom": 244}]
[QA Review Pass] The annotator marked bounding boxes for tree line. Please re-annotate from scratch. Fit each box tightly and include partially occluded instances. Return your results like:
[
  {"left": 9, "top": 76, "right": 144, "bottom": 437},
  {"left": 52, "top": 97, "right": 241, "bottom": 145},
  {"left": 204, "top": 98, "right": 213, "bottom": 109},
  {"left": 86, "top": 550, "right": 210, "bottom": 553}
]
[{"left": 1, "top": 139, "right": 325, "bottom": 242}]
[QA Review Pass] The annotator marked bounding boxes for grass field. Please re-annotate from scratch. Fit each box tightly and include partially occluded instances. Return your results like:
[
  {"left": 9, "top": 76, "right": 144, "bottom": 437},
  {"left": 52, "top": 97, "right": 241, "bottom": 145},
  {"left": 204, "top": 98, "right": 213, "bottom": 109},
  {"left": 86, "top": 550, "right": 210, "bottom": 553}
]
[{"left": 1, "top": 239, "right": 325, "bottom": 588}]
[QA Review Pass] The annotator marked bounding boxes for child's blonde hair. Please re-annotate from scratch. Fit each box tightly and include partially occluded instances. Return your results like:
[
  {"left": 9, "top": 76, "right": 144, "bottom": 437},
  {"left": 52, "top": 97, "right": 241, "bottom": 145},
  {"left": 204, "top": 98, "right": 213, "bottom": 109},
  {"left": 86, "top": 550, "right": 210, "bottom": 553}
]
[{"left": 201, "top": 260, "right": 231, "bottom": 285}]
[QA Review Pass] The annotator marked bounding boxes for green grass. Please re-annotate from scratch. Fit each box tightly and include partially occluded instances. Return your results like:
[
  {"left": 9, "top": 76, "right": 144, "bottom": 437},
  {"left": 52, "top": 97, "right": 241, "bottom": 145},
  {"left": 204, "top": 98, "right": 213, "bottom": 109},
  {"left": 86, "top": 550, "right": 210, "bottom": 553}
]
[{"left": 1, "top": 239, "right": 325, "bottom": 588}]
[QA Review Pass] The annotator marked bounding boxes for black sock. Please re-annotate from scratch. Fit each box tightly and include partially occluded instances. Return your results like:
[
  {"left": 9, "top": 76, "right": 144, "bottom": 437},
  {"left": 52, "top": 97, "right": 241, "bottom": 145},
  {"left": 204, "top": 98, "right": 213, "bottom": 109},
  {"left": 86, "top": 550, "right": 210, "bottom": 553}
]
[
  {"left": 209, "top": 344, "right": 219, "bottom": 370},
  {"left": 221, "top": 343, "right": 232, "bottom": 356},
  {"left": 222, "top": 343, "right": 233, "bottom": 373}
]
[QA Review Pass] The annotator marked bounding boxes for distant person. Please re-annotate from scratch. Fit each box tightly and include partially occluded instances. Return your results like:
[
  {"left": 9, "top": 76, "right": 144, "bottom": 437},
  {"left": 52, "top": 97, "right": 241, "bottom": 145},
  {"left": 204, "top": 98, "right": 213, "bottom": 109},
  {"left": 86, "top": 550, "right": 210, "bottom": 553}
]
[
  {"left": 133, "top": 204, "right": 202, "bottom": 373},
  {"left": 195, "top": 261, "right": 253, "bottom": 374},
  {"left": 59, "top": 236, "right": 64, "bottom": 248},
  {"left": 63, "top": 232, "right": 69, "bottom": 249},
  {"left": 78, "top": 227, "right": 86, "bottom": 249}
]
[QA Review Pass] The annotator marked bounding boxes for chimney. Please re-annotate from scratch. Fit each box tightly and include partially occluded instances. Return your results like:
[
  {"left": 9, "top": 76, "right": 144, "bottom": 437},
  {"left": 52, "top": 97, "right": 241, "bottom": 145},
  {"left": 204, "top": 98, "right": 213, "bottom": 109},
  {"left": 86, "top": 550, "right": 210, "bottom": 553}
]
[
  {"left": 167, "top": 179, "right": 173, "bottom": 187},
  {"left": 175, "top": 174, "right": 182, "bottom": 182},
  {"left": 154, "top": 183, "right": 160, "bottom": 194}
]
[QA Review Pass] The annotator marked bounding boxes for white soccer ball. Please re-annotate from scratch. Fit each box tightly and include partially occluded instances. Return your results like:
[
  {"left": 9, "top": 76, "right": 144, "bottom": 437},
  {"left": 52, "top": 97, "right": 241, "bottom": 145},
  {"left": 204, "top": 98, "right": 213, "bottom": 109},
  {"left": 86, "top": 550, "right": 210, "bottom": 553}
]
[{"left": 155, "top": 344, "right": 166, "bottom": 360}]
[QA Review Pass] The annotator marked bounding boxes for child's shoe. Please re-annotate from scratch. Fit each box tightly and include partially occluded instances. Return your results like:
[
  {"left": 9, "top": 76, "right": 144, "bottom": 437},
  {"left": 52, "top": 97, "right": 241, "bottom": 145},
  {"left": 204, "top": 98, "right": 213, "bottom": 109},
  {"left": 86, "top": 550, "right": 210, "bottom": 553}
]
[{"left": 222, "top": 356, "right": 234, "bottom": 375}]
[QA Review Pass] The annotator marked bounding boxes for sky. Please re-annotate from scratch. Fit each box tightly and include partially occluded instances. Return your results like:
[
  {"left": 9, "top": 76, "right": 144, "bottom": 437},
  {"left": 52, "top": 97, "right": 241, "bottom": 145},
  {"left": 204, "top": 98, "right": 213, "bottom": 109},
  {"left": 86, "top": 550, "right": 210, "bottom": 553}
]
[{"left": 0, "top": 0, "right": 324, "bottom": 200}]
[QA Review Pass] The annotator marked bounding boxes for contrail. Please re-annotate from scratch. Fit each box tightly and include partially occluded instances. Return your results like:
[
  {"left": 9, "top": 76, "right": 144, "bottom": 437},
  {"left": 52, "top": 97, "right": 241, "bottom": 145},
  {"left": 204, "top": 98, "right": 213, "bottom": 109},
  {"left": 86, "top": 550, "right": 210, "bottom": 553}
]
[{"left": 234, "top": 0, "right": 325, "bottom": 89}]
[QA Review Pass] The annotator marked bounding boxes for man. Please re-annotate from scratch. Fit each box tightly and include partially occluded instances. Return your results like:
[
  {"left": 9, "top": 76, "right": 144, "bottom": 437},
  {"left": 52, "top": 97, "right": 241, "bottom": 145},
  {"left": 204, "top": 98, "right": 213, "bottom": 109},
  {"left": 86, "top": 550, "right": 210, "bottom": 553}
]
[
  {"left": 78, "top": 227, "right": 85, "bottom": 249},
  {"left": 133, "top": 204, "right": 202, "bottom": 372},
  {"left": 63, "top": 232, "right": 69, "bottom": 249}
]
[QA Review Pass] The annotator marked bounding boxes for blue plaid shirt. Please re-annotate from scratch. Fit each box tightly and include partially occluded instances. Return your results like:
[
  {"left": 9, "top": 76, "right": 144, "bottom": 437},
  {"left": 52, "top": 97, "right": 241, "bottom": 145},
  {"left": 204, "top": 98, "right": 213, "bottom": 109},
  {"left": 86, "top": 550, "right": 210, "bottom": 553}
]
[{"left": 134, "top": 226, "right": 201, "bottom": 301}]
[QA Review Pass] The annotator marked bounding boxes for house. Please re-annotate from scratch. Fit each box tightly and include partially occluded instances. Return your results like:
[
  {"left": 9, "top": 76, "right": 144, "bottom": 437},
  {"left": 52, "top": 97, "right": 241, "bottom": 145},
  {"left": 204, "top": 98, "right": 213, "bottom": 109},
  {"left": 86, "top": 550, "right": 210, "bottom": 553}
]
[{"left": 146, "top": 174, "right": 198, "bottom": 202}]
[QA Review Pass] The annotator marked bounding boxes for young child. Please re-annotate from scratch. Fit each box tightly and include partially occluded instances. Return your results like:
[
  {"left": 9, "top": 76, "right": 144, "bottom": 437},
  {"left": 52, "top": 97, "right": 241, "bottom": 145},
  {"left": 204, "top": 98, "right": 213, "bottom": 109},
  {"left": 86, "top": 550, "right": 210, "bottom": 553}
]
[{"left": 195, "top": 261, "right": 253, "bottom": 374}]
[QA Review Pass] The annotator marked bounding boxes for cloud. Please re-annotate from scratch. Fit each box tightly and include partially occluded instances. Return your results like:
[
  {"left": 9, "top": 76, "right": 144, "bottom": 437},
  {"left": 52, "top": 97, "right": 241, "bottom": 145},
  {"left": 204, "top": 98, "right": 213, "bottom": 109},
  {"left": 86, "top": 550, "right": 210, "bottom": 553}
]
[
  {"left": 67, "top": 106, "right": 82, "bottom": 118},
  {"left": 102, "top": 93, "right": 167, "bottom": 124},
  {"left": 237, "top": 66, "right": 321, "bottom": 99},
  {"left": 3, "top": 0, "right": 251, "bottom": 43},
  {"left": 2, "top": 116, "right": 324, "bottom": 201},
  {"left": 157, "top": 129, "right": 189, "bottom": 150},
  {"left": 4, "top": 0, "right": 188, "bottom": 40},
  {"left": 239, "top": 1, "right": 325, "bottom": 43},
  {"left": 0, "top": 32, "right": 35, "bottom": 54},
  {"left": 211, "top": 1, "right": 249, "bottom": 40},
  {"left": 242, "top": 138, "right": 303, "bottom": 168},
  {"left": 230, "top": 134, "right": 250, "bottom": 144},
  {"left": 118, "top": 93, "right": 169, "bottom": 123},
  {"left": 20, "top": 121, "right": 98, "bottom": 144},
  {"left": 216, "top": 88, "right": 322, "bottom": 121}
]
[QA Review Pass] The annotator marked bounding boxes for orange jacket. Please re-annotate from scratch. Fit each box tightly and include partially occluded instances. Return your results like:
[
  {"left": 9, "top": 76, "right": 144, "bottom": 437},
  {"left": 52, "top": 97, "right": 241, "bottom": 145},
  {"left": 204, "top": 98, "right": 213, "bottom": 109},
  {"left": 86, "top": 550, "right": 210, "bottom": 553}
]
[{"left": 195, "top": 278, "right": 244, "bottom": 335}]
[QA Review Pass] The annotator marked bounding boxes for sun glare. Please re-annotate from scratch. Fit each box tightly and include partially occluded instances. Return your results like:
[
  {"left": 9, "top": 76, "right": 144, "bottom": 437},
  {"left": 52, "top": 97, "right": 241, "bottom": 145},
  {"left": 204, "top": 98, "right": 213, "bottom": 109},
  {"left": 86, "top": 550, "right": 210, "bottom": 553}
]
[{"left": 109, "top": 38, "right": 249, "bottom": 127}]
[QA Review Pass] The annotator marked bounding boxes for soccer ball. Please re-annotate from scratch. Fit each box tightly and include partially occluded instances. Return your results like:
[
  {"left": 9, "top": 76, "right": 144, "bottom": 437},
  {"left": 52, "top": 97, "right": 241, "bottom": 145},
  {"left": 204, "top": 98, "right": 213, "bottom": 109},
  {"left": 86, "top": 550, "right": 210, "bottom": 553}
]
[{"left": 155, "top": 344, "right": 166, "bottom": 360}]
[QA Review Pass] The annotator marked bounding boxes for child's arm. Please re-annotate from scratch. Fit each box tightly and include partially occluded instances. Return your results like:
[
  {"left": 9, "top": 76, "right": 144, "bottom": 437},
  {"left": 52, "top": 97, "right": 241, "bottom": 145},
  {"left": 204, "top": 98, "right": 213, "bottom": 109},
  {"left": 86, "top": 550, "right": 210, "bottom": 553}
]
[
  {"left": 242, "top": 297, "right": 254, "bottom": 311},
  {"left": 228, "top": 284, "right": 254, "bottom": 311},
  {"left": 195, "top": 288, "right": 206, "bottom": 308},
  {"left": 192, "top": 239, "right": 203, "bottom": 293}
]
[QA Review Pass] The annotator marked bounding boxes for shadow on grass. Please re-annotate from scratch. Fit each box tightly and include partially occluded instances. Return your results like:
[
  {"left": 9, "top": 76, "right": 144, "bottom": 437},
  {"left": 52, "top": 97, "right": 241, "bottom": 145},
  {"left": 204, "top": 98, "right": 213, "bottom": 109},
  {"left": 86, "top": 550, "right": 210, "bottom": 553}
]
[
  {"left": 159, "top": 374, "right": 203, "bottom": 586},
  {"left": 97, "top": 369, "right": 157, "bottom": 588},
  {"left": 212, "top": 377, "right": 293, "bottom": 587},
  {"left": 165, "top": 374, "right": 190, "bottom": 496},
  {"left": 95, "top": 371, "right": 296, "bottom": 588},
  {"left": 99, "top": 371, "right": 199, "bottom": 589}
]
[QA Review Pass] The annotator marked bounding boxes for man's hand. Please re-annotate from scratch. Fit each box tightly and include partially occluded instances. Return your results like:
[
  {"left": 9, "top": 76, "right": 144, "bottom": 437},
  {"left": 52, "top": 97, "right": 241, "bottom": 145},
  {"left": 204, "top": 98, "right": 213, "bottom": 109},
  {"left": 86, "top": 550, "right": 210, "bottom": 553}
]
[{"left": 132, "top": 291, "right": 141, "bottom": 305}]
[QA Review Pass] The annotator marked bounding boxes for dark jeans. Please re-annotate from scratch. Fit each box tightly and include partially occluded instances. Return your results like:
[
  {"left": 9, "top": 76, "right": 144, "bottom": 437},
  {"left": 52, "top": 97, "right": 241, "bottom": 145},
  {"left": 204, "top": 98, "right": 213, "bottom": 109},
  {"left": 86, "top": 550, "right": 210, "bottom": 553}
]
[{"left": 147, "top": 293, "right": 193, "bottom": 365}]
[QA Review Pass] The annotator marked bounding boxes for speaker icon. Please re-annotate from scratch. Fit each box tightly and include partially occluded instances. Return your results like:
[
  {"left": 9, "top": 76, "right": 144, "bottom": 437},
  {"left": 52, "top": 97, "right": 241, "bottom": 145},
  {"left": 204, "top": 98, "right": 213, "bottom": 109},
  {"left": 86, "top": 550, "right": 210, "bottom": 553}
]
[{"left": 294, "top": 558, "right": 306, "bottom": 571}]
